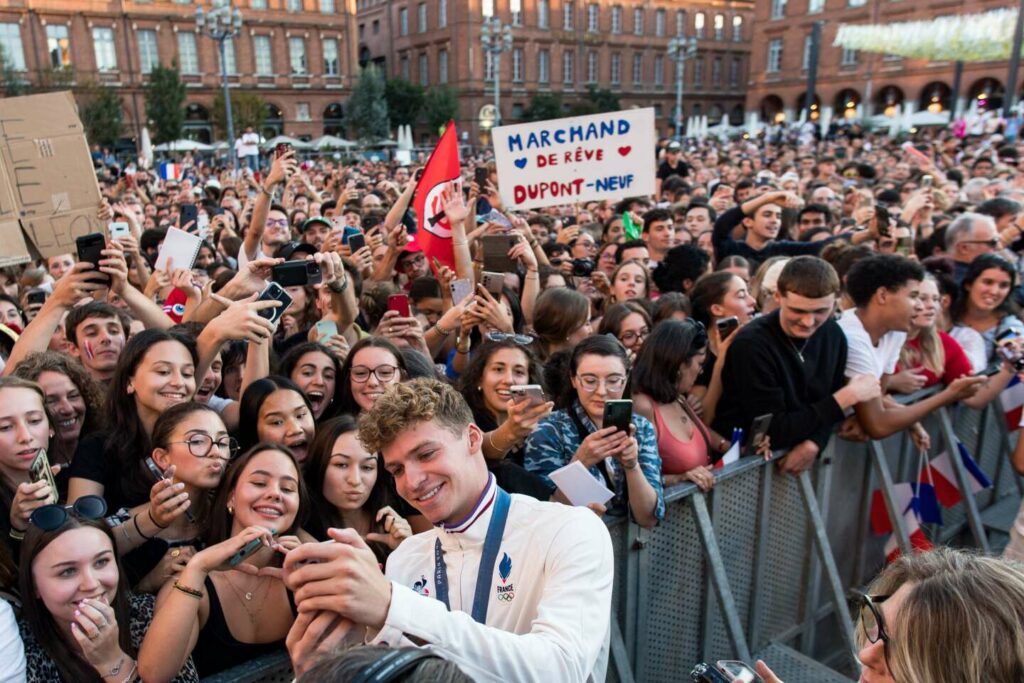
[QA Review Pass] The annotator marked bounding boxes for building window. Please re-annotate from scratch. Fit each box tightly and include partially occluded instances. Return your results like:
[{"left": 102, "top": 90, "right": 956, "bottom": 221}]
[
  {"left": 841, "top": 46, "right": 858, "bottom": 66},
  {"left": 373, "top": 19, "right": 380, "bottom": 34},
  {"left": 252, "top": 0, "right": 268, "bottom": 8},
  {"left": 419, "top": 52, "right": 428, "bottom": 85},
  {"left": 92, "top": 27, "right": 117, "bottom": 71},
  {"left": 655, "top": 9, "right": 665, "bottom": 37},
  {"left": 539, "top": 49, "right": 550, "bottom": 83},
  {"left": 399, "top": 7, "right": 408, "bottom": 36},
  {"left": 693, "top": 57, "right": 703, "bottom": 86},
  {"left": 676, "top": 10, "right": 686, "bottom": 36},
  {"left": 0, "top": 24, "right": 25, "bottom": 70},
  {"left": 729, "top": 57, "right": 739, "bottom": 87},
  {"left": 587, "top": 4, "right": 599, "bottom": 32},
  {"left": 633, "top": 7, "right": 643, "bottom": 35},
  {"left": 848, "top": 0, "right": 866, "bottom": 6},
  {"left": 713, "top": 14, "right": 724, "bottom": 40},
  {"left": 137, "top": 29, "right": 158, "bottom": 74},
  {"left": 513, "top": 47, "right": 523, "bottom": 81},
  {"left": 254, "top": 35, "right": 273, "bottom": 74},
  {"left": 586, "top": 50, "right": 597, "bottom": 83},
  {"left": 883, "top": 52, "right": 901, "bottom": 62},
  {"left": 693, "top": 12, "right": 704, "bottom": 38},
  {"left": 802, "top": 34, "right": 812, "bottom": 69},
  {"left": 359, "top": 23, "right": 365, "bottom": 38},
  {"left": 177, "top": 31, "right": 198, "bottom": 73},
  {"left": 323, "top": 38, "right": 339, "bottom": 75},
  {"left": 562, "top": 49, "right": 574, "bottom": 84},
  {"left": 809, "top": 0, "right": 825, "bottom": 13},
  {"left": 538, "top": 0, "right": 549, "bottom": 29},
  {"left": 770, "top": 0, "right": 786, "bottom": 19},
  {"left": 287, "top": 0, "right": 302, "bottom": 10},
  {"left": 439, "top": 0, "right": 448, "bottom": 28},
  {"left": 400, "top": 53, "right": 410, "bottom": 80},
  {"left": 632, "top": 52, "right": 642, "bottom": 84},
  {"left": 220, "top": 39, "right": 237, "bottom": 74},
  {"left": 611, "top": 6, "right": 622, "bottom": 34},
  {"left": 512, "top": 102, "right": 524, "bottom": 119},
  {"left": 320, "top": 0, "right": 335, "bottom": 12},
  {"left": 767, "top": 38, "right": 782, "bottom": 73},
  {"left": 654, "top": 53, "right": 664, "bottom": 86},
  {"left": 297, "top": 102, "right": 311, "bottom": 120},
  {"left": 289, "top": 36, "right": 307, "bottom": 74},
  {"left": 610, "top": 52, "right": 620, "bottom": 85},
  {"left": 418, "top": 3, "right": 427, "bottom": 32},
  {"left": 563, "top": 1, "right": 574, "bottom": 30},
  {"left": 732, "top": 15, "right": 742, "bottom": 41},
  {"left": 512, "top": 4, "right": 523, "bottom": 25},
  {"left": 47, "top": 25, "right": 72, "bottom": 68},
  {"left": 439, "top": 48, "right": 448, "bottom": 83},
  {"left": 711, "top": 56, "right": 721, "bottom": 86}
]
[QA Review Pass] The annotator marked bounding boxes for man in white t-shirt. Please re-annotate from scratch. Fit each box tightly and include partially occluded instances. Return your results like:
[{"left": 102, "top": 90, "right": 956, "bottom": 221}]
[
  {"left": 237, "top": 126, "right": 261, "bottom": 170},
  {"left": 839, "top": 255, "right": 985, "bottom": 443},
  {"left": 282, "top": 379, "right": 614, "bottom": 682}
]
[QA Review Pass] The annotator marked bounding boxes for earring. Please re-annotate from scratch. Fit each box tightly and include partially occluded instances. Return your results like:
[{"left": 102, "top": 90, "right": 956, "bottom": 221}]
[{"left": 227, "top": 504, "right": 234, "bottom": 515}]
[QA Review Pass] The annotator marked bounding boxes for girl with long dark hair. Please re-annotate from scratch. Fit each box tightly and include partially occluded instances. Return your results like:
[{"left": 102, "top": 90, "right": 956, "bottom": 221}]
[{"left": 238, "top": 376, "right": 316, "bottom": 464}]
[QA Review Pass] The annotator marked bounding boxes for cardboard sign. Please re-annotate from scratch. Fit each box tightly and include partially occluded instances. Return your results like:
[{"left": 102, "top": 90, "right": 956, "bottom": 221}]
[
  {"left": 0, "top": 91, "right": 102, "bottom": 265},
  {"left": 492, "top": 108, "right": 656, "bottom": 211}
]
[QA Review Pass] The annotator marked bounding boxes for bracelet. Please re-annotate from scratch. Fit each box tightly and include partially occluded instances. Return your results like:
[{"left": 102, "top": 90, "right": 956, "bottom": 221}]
[
  {"left": 456, "top": 345, "right": 471, "bottom": 354},
  {"left": 119, "top": 662, "right": 138, "bottom": 683},
  {"left": 104, "top": 655, "right": 125, "bottom": 678},
  {"left": 453, "top": 241, "right": 468, "bottom": 247},
  {"left": 327, "top": 276, "right": 348, "bottom": 293},
  {"left": 132, "top": 514, "right": 152, "bottom": 541},
  {"left": 173, "top": 581, "right": 204, "bottom": 599},
  {"left": 486, "top": 432, "right": 508, "bottom": 454},
  {"left": 259, "top": 185, "right": 273, "bottom": 198},
  {"left": 147, "top": 508, "right": 168, "bottom": 530},
  {"left": 433, "top": 322, "right": 454, "bottom": 337}
]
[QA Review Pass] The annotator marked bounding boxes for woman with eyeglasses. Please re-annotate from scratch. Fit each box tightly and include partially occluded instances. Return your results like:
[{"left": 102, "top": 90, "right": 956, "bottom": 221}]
[
  {"left": 18, "top": 497, "right": 199, "bottom": 682},
  {"left": 238, "top": 376, "right": 317, "bottom": 464},
  {"left": 756, "top": 547, "right": 1024, "bottom": 683},
  {"left": 950, "top": 253, "right": 1024, "bottom": 367},
  {"left": 304, "top": 416, "right": 411, "bottom": 562},
  {"left": 335, "top": 337, "right": 408, "bottom": 416},
  {"left": 139, "top": 444, "right": 309, "bottom": 680},
  {"left": 599, "top": 302, "right": 652, "bottom": 363},
  {"left": 525, "top": 335, "right": 665, "bottom": 528},
  {"left": 456, "top": 338, "right": 554, "bottom": 499},
  {"left": 632, "top": 320, "right": 737, "bottom": 492}
]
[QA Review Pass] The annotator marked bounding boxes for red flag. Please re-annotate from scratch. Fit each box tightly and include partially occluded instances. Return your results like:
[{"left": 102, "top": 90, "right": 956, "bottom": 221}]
[
  {"left": 884, "top": 509, "right": 933, "bottom": 563},
  {"left": 412, "top": 121, "right": 462, "bottom": 270}
]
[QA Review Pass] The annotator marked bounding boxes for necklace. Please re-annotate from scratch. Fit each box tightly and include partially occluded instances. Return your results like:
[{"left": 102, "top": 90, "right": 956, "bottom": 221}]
[
  {"left": 221, "top": 572, "right": 272, "bottom": 627},
  {"left": 786, "top": 336, "right": 807, "bottom": 363}
]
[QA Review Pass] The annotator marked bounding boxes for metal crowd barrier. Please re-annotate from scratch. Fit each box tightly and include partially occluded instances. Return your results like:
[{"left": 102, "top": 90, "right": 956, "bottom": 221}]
[{"left": 206, "top": 390, "right": 1022, "bottom": 682}]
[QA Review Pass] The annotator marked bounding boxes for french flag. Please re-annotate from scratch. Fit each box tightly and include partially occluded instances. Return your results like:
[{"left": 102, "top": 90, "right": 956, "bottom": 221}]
[
  {"left": 884, "top": 508, "right": 934, "bottom": 563},
  {"left": 712, "top": 428, "right": 742, "bottom": 470},
  {"left": 1000, "top": 375, "right": 1024, "bottom": 431},
  {"left": 919, "top": 442, "right": 992, "bottom": 508},
  {"left": 159, "top": 162, "right": 183, "bottom": 181},
  {"left": 870, "top": 482, "right": 942, "bottom": 536}
]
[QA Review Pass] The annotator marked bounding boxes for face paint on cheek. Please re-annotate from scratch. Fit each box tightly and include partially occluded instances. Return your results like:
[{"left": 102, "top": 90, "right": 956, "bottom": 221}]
[{"left": 84, "top": 341, "right": 94, "bottom": 361}]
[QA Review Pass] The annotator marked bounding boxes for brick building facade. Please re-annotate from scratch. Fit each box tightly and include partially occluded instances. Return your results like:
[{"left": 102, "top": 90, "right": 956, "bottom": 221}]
[
  {"left": 0, "top": 0, "right": 359, "bottom": 145},
  {"left": 745, "top": 0, "right": 1018, "bottom": 125},
  {"left": 356, "top": 0, "right": 754, "bottom": 142}
]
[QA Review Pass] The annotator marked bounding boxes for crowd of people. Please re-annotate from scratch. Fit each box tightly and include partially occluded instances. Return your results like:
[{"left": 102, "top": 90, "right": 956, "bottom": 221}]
[{"left": 1, "top": 121, "right": 1024, "bottom": 681}]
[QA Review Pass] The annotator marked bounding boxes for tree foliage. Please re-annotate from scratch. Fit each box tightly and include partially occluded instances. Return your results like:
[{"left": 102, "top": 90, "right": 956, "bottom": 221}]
[
  {"left": 568, "top": 85, "right": 621, "bottom": 117},
  {"left": 423, "top": 85, "right": 460, "bottom": 132},
  {"left": 145, "top": 63, "right": 186, "bottom": 144},
  {"left": 0, "top": 46, "right": 30, "bottom": 97},
  {"left": 345, "top": 67, "right": 390, "bottom": 142},
  {"left": 522, "top": 92, "right": 563, "bottom": 122},
  {"left": 212, "top": 90, "right": 267, "bottom": 138},
  {"left": 385, "top": 78, "right": 425, "bottom": 127},
  {"left": 77, "top": 82, "right": 123, "bottom": 147}
]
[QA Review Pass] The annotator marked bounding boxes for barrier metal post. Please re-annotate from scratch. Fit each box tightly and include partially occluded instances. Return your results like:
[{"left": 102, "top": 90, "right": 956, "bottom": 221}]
[
  {"left": 936, "top": 406, "right": 990, "bottom": 552},
  {"left": 800, "top": 443, "right": 834, "bottom": 655},
  {"left": 869, "top": 440, "right": 912, "bottom": 555},
  {"left": 691, "top": 493, "right": 753, "bottom": 662},
  {"left": 746, "top": 463, "right": 774, "bottom": 651},
  {"left": 991, "top": 396, "right": 1024, "bottom": 497}
]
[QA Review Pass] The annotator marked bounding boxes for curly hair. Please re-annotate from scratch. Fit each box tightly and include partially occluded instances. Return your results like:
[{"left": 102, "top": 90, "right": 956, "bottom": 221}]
[
  {"left": 358, "top": 378, "right": 473, "bottom": 454},
  {"left": 10, "top": 351, "right": 106, "bottom": 437}
]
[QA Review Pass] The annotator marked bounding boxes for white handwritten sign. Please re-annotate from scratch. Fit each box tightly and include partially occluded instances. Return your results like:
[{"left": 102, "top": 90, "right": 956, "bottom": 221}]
[{"left": 492, "top": 108, "right": 656, "bottom": 211}]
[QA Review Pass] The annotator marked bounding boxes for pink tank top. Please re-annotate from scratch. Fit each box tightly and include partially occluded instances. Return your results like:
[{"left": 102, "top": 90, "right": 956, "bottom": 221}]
[{"left": 652, "top": 400, "right": 711, "bottom": 475}]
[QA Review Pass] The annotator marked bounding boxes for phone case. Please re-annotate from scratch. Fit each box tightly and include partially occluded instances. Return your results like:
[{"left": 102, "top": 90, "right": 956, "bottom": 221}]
[
  {"left": 482, "top": 235, "right": 518, "bottom": 273},
  {"left": 257, "top": 283, "right": 293, "bottom": 323},
  {"left": 29, "top": 450, "right": 58, "bottom": 505},
  {"left": 388, "top": 295, "right": 411, "bottom": 318}
]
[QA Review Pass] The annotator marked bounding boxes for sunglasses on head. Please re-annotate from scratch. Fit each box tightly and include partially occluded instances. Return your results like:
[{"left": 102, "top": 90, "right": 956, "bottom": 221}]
[
  {"left": 30, "top": 495, "right": 107, "bottom": 532},
  {"left": 485, "top": 331, "right": 534, "bottom": 345}
]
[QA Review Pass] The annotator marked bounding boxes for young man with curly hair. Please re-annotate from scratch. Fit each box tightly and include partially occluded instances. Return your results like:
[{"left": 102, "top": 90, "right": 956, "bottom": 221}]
[{"left": 283, "top": 378, "right": 614, "bottom": 681}]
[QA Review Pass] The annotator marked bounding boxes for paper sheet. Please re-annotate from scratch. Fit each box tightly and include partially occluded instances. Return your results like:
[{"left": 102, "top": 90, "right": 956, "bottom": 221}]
[
  {"left": 550, "top": 460, "right": 615, "bottom": 507},
  {"left": 155, "top": 226, "right": 202, "bottom": 272}
]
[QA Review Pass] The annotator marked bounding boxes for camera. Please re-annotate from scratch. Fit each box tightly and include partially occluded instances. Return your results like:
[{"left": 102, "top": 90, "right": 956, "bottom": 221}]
[
  {"left": 271, "top": 260, "right": 323, "bottom": 287},
  {"left": 572, "top": 258, "right": 596, "bottom": 277}
]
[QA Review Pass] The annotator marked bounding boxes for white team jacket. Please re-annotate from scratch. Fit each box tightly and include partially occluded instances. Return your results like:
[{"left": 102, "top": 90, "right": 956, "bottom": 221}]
[{"left": 373, "top": 476, "right": 614, "bottom": 682}]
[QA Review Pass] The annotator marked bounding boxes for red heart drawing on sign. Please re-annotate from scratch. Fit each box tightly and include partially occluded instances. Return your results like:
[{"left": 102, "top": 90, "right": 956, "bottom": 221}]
[{"left": 618, "top": 146, "right": 631, "bottom": 156}]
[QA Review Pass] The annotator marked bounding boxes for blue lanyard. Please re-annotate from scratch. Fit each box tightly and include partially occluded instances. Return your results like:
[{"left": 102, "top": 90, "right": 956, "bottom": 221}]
[{"left": 433, "top": 487, "right": 512, "bottom": 624}]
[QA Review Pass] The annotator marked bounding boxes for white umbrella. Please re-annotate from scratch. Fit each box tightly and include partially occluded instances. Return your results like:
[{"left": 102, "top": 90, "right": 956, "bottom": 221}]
[
  {"left": 819, "top": 106, "right": 833, "bottom": 138},
  {"left": 310, "top": 135, "right": 356, "bottom": 150},
  {"left": 262, "top": 135, "right": 313, "bottom": 150},
  {"left": 910, "top": 110, "right": 950, "bottom": 126},
  {"left": 139, "top": 127, "right": 153, "bottom": 169},
  {"left": 699, "top": 115, "right": 709, "bottom": 140},
  {"left": 372, "top": 139, "right": 399, "bottom": 147},
  {"left": 153, "top": 139, "right": 214, "bottom": 152},
  {"left": 888, "top": 104, "right": 903, "bottom": 137}
]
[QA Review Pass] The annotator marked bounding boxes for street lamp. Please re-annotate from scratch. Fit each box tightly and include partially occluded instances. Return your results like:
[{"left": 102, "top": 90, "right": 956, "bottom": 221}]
[
  {"left": 667, "top": 35, "right": 698, "bottom": 141},
  {"left": 196, "top": 0, "right": 243, "bottom": 169},
  {"left": 480, "top": 1, "right": 514, "bottom": 129}
]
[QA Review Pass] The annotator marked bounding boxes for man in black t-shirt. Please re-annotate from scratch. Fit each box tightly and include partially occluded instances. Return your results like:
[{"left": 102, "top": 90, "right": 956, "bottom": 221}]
[{"left": 656, "top": 141, "right": 690, "bottom": 199}]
